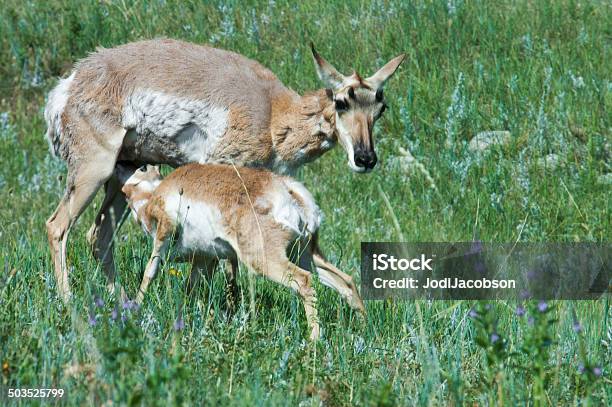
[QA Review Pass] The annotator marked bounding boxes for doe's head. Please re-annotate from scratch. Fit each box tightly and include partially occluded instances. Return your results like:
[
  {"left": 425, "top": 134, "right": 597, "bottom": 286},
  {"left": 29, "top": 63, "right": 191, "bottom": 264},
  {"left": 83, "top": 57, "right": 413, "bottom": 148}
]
[{"left": 311, "top": 44, "right": 405, "bottom": 173}]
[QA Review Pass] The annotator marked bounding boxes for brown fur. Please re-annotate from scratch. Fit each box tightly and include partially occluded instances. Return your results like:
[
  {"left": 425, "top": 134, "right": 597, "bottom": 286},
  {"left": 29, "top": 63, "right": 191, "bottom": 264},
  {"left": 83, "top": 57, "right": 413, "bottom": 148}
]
[
  {"left": 45, "top": 38, "right": 403, "bottom": 304},
  {"left": 121, "top": 164, "right": 365, "bottom": 340}
]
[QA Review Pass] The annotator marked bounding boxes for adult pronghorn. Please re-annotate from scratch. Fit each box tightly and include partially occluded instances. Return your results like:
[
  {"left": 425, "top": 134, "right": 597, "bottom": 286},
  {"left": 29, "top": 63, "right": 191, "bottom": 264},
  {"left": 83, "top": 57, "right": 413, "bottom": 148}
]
[{"left": 44, "top": 38, "right": 405, "bottom": 302}]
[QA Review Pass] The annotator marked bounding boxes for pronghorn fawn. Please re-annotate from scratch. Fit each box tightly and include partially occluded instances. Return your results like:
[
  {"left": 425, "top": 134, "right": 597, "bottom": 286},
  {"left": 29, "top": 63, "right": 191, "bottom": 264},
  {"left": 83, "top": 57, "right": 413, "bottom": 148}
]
[
  {"left": 117, "top": 163, "right": 366, "bottom": 341},
  {"left": 44, "top": 38, "right": 404, "bottom": 302}
]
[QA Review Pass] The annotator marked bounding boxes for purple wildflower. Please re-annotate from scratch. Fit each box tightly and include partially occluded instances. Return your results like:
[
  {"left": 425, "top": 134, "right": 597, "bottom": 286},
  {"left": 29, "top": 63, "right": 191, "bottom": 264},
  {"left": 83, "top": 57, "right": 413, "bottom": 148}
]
[
  {"left": 572, "top": 321, "right": 583, "bottom": 333},
  {"left": 121, "top": 313, "right": 128, "bottom": 323},
  {"left": 474, "top": 260, "right": 486, "bottom": 274},
  {"left": 173, "top": 317, "right": 185, "bottom": 331},
  {"left": 122, "top": 300, "right": 138, "bottom": 311},
  {"left": 94, "top": 297, "right": 104, "bottom": 308},
  {"left": 592, "top": 367, "right": 602, "bottom": 377},
  {"left": 528, "top": 316, "right": 535, "bottom": 326},
  {"left": 468, "top": 308, "right": 479, "bottom": 318},
  {"left": 111, "top": 308, "right": 119, "bottom": 321},
  {"left": 515, "top": 305, "right": 526, "bottom": 316},
  {"left": 469, "top": 240, "right": 483, "bottom": 255},
  {"left": 578, "top": 363, "right": 585, "bottom": 374},
  {"left": 537, "top": 301, "right": 548, "bottom": 312},
  {"left": 88, "top": 314, "right": 97, "bottom": 327},
  {"left": 520, "top": 290, "right": 531, "bottom": 300},
  {"left": 490, "top": 333, "right": 500, "bottom": 343}
]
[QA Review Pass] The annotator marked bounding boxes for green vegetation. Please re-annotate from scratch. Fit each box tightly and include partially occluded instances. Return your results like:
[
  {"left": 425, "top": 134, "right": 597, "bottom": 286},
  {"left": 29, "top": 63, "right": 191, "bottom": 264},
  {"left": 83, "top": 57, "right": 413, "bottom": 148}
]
[{"left": 0, "top": 0, "right": 609, "bottom": 405}]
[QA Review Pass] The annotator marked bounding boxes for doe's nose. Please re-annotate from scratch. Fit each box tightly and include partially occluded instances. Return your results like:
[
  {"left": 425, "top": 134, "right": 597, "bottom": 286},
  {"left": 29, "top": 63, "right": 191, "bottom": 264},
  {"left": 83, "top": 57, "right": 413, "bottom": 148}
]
[{"left": 354, "top": 149, "right": 378, "bottom": 170}]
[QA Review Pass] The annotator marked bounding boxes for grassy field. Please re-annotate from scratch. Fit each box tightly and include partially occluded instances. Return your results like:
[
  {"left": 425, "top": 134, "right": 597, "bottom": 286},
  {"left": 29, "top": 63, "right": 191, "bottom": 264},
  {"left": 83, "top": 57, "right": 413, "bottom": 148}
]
[{"left": 0, "top": 0, "right": 610, "bottom": 405}]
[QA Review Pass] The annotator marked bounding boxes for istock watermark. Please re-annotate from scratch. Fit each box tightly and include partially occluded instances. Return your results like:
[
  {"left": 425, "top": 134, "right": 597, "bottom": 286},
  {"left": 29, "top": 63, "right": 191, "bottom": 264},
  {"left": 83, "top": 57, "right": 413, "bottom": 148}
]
[{"left": 361, "top": 242, "right": 610, "bottom": 300}]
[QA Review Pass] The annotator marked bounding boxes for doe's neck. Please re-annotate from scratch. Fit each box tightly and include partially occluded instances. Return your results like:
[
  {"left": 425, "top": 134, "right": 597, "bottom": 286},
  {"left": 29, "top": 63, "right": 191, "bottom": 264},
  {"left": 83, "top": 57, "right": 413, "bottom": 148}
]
[{"left": 270, "top": 89, "right": 337, "bottom": 172}]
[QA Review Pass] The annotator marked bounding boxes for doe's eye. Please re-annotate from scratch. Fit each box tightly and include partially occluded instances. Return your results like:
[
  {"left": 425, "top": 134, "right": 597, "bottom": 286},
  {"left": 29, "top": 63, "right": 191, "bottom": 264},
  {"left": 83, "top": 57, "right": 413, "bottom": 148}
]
[{"left": 335, "top": 99, "right": 348, "bottom": 112}]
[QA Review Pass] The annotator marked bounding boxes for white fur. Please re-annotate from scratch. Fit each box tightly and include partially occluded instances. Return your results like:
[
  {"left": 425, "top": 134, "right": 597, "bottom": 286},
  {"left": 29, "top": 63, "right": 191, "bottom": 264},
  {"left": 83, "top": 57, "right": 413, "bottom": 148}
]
[
  {"left": 44, "top": 72, "right": 75, "bottom": 156},
  {"left": 335, "top": 113, "right": 365, "bottom": 173},
  {"left": 258, "top": 178, "right": 321, "bottom": 236},
  {"left": 316, "top": 267, "right": 352, "bottom": 298},
  {"left": 320, "top": 139, "right": 333, "bottom": 150},
  {"left": 271, "top": 156, "right": 293, "bottom": 175},
  {"left": 263, "top": 187, "right": 304, "bottom": 235},
  {"left": 282, "top": 178, "right": 322, "bottom": 234},
  {"left": 295, "top": 148, "right": 307, "bottom": 160},
  {"left": 122, "top": 89, "right": 229, "bottom": 163},
  {"left": 163, "top": 194, "right": 235, "bottom": 258}
]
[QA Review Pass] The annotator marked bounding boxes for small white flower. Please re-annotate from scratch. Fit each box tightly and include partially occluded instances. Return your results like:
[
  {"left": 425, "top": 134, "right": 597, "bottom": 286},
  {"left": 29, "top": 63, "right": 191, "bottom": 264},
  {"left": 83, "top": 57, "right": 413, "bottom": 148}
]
[
  {"left": 536, "top": 153, "right": 563, "bottom": 171},
  {"left": 468, "top": 131, "right": 511, "bottom": 153}
]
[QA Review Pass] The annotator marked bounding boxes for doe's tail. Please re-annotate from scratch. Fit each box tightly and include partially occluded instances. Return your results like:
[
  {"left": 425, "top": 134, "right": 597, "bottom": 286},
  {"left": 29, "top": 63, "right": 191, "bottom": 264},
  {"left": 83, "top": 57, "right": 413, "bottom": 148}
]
[{"left": 44, "top": 72, "right": 75, "bottom": 158}]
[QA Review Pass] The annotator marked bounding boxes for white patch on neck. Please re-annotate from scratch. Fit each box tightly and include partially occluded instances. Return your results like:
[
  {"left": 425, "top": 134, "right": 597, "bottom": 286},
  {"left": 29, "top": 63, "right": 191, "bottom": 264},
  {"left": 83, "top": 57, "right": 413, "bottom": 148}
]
[
  {"left": 122, "top": 89, "right": 229, "bottom": 163},
  {"left": 295, "top": 148, "right": 307, "bottom": 160},
  {"left": 320, "top": 139, "right": 333, "bottom": 150}
]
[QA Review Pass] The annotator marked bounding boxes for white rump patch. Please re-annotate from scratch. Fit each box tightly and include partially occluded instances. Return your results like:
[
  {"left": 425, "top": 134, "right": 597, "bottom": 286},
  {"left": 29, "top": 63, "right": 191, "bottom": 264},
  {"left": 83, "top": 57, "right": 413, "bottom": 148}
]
[
  {"left": 282, "top": 178, "right": 322, "bottom": 234},
  {"left": 264, "top": 179, "right": 322, "bottom": 235},
  {"left": 122, "top": 89, "right": 229, "bottom": 163},
  {"left": 44, "top": 72, "right": 75, "bottom": 156}
]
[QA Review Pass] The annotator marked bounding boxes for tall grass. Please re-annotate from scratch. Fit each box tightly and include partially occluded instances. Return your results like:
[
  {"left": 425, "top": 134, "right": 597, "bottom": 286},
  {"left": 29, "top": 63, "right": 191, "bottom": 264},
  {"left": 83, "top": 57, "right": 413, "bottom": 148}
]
[{"left": 0, "top": 0, "right": 609, "bottom": 405}]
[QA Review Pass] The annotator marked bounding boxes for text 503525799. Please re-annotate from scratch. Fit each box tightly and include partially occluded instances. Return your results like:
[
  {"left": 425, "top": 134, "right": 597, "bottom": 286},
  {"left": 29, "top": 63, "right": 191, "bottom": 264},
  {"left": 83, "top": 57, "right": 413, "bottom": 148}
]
[{"left": 8, "top": 388, "right": 64, "bottom": 398}]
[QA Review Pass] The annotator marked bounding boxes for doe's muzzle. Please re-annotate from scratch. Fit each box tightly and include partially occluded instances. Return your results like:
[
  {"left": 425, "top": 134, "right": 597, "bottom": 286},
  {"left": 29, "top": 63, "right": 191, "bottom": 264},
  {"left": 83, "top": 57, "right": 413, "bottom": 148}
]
[{"left": 354, "top": 149, "right": 378, "bottom": 170}]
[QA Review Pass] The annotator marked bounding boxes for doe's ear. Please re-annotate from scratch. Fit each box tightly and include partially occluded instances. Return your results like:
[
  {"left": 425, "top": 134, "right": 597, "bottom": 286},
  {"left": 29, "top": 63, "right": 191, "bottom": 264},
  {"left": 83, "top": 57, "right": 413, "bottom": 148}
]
[
  {"left": 311, "top": 43, "right": 346, "bottom": 89},
  {"left": 366, "top": 54, "right": 406, "bottom": 89}
]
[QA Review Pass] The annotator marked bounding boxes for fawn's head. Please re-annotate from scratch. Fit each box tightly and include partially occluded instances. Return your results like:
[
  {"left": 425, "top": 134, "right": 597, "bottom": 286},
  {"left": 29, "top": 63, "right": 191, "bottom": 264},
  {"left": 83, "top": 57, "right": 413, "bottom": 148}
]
[
  {"left": 117, "top": 164, "right": 162, "bottom": 202},
  {"left": 311, "top": 45, "right": 405, "bottom": 173}
]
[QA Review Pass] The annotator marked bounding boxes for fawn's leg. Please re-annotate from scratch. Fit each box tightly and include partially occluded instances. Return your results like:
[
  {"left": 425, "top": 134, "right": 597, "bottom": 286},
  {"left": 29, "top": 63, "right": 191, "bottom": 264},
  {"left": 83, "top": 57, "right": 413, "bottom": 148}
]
[
  {"left": 186, "top": 257, "right": 219, "bottom": 296},
  {"left": 225, "top": 256, "right": 239, "bottom": 314},
  {"left": 310, "top": 236, "right": 365, "bottom": 314},
  {"left": 245, "top": 254, "right": 320, "bottom": 341},
  {"left": 136, "top": 238, "right": 168, "bottom": 304}
]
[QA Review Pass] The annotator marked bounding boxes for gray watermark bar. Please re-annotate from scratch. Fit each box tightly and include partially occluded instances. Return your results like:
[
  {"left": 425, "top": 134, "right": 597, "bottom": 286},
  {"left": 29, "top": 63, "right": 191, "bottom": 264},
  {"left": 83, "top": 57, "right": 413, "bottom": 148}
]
[{"left": 361, "top": 243, "right": 610, "bottom": 300}]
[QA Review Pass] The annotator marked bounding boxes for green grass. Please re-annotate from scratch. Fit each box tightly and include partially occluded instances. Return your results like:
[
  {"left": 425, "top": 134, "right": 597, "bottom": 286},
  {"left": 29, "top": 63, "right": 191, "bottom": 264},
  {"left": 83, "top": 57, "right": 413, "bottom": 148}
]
[{"left": 0, "top": 0, "right": 610, "bottom": 405}]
